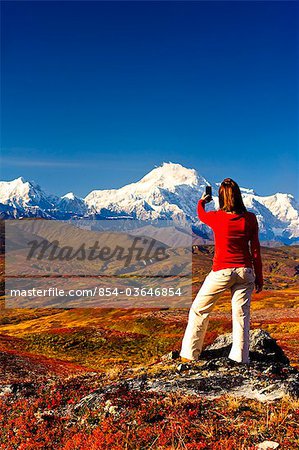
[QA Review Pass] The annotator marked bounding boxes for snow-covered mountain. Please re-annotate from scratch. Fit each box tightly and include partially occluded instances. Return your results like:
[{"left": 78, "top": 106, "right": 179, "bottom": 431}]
[
  {"left": 0, "top": 177, "right": 57, "bottom": 218},
  {"left": 0, "top": 177, "right": 91, "bottom": 219},
  {"left": 56, "top": 193, "right": 89, "bottom": 217},
  {"left": 1, "top": 163, "right": 298, "bottom": 244},
  {"left": 85, "top": 163, "right": 211, "bottom": 222}
]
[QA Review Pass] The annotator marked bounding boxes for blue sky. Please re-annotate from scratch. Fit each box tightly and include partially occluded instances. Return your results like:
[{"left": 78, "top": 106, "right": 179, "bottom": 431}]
[{"left": 1, "top": 1, "right": 298, "bottom": 198}]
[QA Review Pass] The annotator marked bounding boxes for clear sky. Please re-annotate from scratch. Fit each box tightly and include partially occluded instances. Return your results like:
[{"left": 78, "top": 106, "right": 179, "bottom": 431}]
[{"left": 1, "top": 1, "right": 298, "bottom": 198}]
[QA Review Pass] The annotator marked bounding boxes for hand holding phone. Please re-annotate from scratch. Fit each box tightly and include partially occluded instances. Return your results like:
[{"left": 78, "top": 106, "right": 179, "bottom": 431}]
[{"left": 202, "top": 185, "right": 212, "bottom": 203}]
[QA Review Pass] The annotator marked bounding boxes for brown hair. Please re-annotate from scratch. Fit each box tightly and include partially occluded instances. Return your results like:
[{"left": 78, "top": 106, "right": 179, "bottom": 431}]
[{"left": 218, "top": 178, "right": 247, "bottom": 214}]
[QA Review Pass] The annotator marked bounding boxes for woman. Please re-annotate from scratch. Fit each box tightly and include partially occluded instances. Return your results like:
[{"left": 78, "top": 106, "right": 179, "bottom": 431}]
[{"left": 180, "top": 178, "right": 263, "bottom": 364}]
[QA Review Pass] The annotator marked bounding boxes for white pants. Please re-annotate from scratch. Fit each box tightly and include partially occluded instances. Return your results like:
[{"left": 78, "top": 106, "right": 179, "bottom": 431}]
[{"left": 180, "top": 267, "right": 255, "bottom": 364}]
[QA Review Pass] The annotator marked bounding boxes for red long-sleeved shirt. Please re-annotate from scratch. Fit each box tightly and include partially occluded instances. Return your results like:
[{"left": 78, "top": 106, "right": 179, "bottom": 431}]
[{"left": 197, "top": 199, "right": 263, "bottom": 285}]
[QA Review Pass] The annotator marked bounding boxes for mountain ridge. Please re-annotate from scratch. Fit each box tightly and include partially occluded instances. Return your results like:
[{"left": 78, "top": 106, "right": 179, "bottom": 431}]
[{"left": 1, "top": 162, "right": 298, "bottom": 244}]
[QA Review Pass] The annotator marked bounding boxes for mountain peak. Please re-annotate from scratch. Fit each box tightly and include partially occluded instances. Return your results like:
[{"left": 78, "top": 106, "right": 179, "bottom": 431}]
[
  {"left": 61, "top": 192, "right": 77, "bottom": 200},
  {"left": 135, "top": 162, "right": 207, "bottom": 191},
  {"left": 11, "top": 176, "right": 40, "bottom": 189},
  {"left": 15, "top": 176, "right": 27, "bottom": 184}
]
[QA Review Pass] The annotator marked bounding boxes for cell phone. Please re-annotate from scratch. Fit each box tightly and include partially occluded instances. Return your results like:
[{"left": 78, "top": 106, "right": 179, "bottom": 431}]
[{"left": 205, "top": 186, "right": 212, "bottom": 197}]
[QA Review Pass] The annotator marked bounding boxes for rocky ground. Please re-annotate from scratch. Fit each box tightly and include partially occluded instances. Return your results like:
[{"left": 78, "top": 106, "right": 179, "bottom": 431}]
[
  {"left": 75, "top": 329, "right": 299, "bottom": 411},
  {"left": 1, "top": 328, "right": 298, "bottom": 449}
]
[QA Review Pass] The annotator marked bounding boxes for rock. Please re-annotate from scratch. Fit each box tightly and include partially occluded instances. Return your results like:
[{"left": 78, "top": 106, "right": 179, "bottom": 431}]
[
  {"left": 202, "top": 357, "right": 250, "bottom": 371},
  {"left": 284, "top": 374, "right": 299, "bottom": 398},
  {"left": 74, "top": 328, "right": 299, "bottom": 407},
  {"left": 10, "top": 382, "right": 37, "bottom": 398},
  {"left": 256, "top": 441, "right": 279, "bottom": 449},
  {"left": 262, "top": 364, "right": 283, "bottom": 375},
  {"left": 249, "top": 329, "right": 289, "bottom": 365},
  {"left": 161, "top": 350, "right": 180, "bottom": 361},
  {"left": 74, "top": 389, "right": 104, "bottom": 411},
  {"left": 176, "top": 363, "right": 190, "bottom": 373},
  {"left": 0, "top": 385, "right": 13, "bottom": 396},
  {"left": 202, "top": 329, "right": 289, "bottom": 365},
  {"left": 103, "top": 399, "right": 119, "bottom": 416}
]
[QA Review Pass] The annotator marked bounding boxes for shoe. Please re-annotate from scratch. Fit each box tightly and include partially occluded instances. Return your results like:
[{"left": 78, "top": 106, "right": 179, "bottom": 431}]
[{"left": 180, "top": 357, "right": 197, "bottom": 363}]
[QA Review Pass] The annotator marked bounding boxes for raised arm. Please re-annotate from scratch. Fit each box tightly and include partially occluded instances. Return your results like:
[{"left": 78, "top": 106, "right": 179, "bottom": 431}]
[
  {"left": 197, "top": 197, "right": 216, "bottom": 227},
  {"left": 250, "top": 214, "right": 263, "bottom": 292}
]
